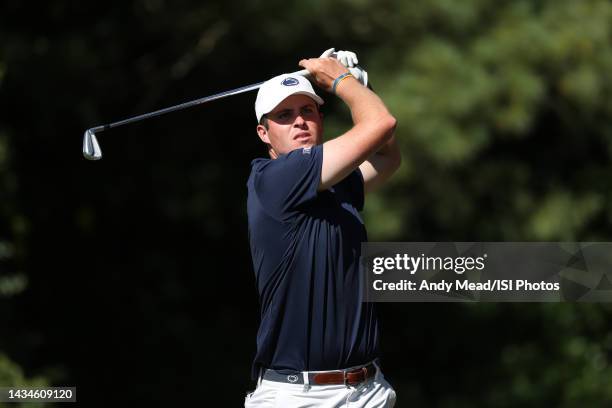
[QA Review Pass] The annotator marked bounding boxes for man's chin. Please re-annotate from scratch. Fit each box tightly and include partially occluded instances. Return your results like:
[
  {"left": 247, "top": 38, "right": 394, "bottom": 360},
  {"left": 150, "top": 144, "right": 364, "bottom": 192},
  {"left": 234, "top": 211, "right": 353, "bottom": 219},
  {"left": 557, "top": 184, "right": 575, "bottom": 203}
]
[
  {"left": 297, "top": 137, "right": 322, "bottom": 147},
  {"left": 290, "top": 139, "right": 314, "bottom": 149}
]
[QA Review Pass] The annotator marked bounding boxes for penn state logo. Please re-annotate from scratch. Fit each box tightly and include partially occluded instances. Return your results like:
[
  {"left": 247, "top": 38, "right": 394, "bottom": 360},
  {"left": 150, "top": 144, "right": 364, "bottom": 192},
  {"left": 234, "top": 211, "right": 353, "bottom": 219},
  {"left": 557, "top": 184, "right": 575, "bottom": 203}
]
[
  {"left": 281, "top": 77, "right": 299, "bottom": 86},
  {"left": 287, "top": 375, "right": 299, "bottom": 383}
]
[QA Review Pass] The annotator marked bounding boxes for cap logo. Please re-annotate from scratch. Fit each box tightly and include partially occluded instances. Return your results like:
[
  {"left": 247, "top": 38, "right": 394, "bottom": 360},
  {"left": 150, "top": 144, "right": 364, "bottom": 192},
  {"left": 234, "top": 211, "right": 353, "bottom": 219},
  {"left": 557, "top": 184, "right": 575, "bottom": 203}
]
[{"left": 281, "top": 77, "right": 299, "bottom": 86}]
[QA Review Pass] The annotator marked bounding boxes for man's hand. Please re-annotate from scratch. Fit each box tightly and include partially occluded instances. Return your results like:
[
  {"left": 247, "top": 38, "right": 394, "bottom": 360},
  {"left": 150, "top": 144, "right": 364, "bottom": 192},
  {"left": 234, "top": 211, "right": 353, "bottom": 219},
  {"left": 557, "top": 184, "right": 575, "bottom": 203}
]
[
  {"left": 335, "top": 50, "right": 358, "bottom": 67},
  {"left": 298, "top": 57, "right": 352, "bottom": 93},
  {"left": 327, "top": 48, "right": 369, "bottom": 88},
  {"left": 347, "top": 66, "right": 368, "bottom": 88},
  {"left": 319, "top": 47, "right": 336, "bottom": 58},
  {"left": 298, "top": 48, "right": 367, "bottom": 92}
]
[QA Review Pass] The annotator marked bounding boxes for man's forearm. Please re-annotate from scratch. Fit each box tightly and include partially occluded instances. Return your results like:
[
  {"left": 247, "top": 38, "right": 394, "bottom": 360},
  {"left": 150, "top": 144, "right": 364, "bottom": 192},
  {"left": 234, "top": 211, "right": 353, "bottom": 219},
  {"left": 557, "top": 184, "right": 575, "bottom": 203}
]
[{"left": 375, "top": 132, "right": 399, "bottom": 157}]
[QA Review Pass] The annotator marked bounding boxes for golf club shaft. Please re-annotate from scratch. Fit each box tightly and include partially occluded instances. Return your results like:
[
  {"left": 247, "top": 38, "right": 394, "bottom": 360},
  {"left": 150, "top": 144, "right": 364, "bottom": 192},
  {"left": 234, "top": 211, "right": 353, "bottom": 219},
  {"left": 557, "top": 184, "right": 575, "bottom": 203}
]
[{"left": 91, "top": 69, "right": 310, "bottom": 134}]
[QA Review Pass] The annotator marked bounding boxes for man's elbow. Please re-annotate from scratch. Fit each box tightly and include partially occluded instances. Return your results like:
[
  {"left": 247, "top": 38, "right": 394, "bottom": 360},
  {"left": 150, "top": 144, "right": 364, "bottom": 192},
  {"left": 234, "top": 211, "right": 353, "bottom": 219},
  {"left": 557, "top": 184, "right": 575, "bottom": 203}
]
[
  {"left": 380, "top": 115, "right": 397, "bottom": 141},
  {"left": 365, "top": 114, "right": 397, "bottom": 145}
]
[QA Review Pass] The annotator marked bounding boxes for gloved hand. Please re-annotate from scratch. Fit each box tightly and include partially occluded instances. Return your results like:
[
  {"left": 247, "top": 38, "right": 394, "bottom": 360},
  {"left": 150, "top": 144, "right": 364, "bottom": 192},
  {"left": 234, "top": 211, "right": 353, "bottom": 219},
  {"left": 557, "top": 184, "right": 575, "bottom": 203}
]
[
  {"left": 320, "top": 48, "right": 369, "bottom": 88},
  {"left": 347, "top": 65, "right": 368, "bottom": 88},
  {"left": 335, "top": 50, "right": 358, "bottom": 68}
]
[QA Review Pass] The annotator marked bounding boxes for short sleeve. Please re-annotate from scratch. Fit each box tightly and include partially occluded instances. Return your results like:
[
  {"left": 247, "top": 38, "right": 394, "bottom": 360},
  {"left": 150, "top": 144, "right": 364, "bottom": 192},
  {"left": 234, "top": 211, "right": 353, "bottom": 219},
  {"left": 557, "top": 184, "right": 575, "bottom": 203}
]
[{"left": 252, "top": 145, "right": 323, "bottom": 221}]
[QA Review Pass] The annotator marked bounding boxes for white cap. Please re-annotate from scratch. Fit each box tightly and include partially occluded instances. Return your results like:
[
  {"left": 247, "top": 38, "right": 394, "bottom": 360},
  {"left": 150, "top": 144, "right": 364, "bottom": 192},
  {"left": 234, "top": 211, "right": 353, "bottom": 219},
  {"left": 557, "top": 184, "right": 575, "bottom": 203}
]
[{"left": 255, "top": 74, "right": 324, "bottom": 122}]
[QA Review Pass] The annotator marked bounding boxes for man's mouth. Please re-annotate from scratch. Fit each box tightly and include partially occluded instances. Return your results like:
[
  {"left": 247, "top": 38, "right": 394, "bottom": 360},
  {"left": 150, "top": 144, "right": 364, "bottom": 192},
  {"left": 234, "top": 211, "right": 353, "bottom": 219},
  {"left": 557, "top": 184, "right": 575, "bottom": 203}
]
[{"left": 294, "top": 132, "right": 311, "bottom": 141}]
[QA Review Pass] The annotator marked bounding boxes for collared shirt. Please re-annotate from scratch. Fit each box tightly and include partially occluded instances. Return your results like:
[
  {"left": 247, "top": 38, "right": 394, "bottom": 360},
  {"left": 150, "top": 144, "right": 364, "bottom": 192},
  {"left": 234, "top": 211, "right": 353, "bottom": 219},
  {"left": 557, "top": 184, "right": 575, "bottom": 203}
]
[{"left": 246, "top": 144, "right": 379, "bottom": 379}]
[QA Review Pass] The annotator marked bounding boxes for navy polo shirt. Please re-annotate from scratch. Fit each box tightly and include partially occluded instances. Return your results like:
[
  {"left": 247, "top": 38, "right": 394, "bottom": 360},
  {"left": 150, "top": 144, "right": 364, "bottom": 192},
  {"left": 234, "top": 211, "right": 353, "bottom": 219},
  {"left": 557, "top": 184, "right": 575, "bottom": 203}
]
[{"left": 246, "top": 144, "right": 380, "bottom": 379}]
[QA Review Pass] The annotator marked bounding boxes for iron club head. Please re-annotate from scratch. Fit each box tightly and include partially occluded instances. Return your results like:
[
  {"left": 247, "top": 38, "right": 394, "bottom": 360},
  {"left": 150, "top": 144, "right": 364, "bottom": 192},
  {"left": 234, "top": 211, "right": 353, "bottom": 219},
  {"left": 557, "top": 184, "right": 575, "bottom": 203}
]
[{"left": 83, "top": 129, "right": 102, "bottom": 160}]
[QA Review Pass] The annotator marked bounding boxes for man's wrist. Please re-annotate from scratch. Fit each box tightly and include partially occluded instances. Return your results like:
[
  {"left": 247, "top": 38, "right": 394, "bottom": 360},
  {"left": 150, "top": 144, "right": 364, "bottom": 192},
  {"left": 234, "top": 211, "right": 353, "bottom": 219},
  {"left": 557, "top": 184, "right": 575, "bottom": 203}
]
[
  {"left": 333, "top": 75, "right": 360, "bottom": 98},
  {"left": 332, "top": 72, "right": 354, "bottom": 94}
]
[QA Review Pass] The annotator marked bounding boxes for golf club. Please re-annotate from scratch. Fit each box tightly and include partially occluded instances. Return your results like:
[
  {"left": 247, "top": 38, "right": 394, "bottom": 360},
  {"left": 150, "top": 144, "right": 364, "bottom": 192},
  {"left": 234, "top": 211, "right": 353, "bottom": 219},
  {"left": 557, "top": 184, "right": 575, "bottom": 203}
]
[{"left": 82, "top": 68, "right": 313, "bottom": 160}]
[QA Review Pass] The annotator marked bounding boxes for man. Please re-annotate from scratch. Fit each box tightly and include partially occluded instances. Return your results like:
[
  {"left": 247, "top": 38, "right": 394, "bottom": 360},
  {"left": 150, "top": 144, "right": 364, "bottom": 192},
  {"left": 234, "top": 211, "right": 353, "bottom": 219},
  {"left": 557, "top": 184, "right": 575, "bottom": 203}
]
[{"left": 245, "top": 48, "right": 400, "bottom": 407}]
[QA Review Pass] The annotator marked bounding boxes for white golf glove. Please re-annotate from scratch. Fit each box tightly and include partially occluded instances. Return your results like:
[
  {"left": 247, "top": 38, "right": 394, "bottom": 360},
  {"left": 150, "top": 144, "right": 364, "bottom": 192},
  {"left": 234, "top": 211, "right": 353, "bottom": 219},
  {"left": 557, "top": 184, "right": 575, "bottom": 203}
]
[
  {"left": 335, "top": 50, "right": 358, "bottom": 68},
  {"left": 320, "top": 48, "right": 368, "bottom": 87}
]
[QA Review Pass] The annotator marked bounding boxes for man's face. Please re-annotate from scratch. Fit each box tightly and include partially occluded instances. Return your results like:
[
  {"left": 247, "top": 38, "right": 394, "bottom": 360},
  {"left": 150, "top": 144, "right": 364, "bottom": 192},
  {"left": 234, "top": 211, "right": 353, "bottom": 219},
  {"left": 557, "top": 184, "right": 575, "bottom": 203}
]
[{"left": 256, "top": 94, "right": 323, "bottom": 158}]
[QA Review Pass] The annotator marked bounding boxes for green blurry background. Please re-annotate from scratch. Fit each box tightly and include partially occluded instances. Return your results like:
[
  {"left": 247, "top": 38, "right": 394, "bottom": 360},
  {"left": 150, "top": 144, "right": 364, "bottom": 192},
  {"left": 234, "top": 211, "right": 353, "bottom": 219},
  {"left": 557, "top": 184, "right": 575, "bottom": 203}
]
[{"left": 1, "top": 0, "right": 612, "bottom": 406}]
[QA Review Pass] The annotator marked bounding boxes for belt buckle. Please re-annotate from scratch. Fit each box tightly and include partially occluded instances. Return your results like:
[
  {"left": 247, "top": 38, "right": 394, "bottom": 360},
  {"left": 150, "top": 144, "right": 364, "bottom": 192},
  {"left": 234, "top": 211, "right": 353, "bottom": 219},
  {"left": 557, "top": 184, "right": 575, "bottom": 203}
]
[
  {"left": 344, "top": 364, "right": 371, "bottom": 387},
  {"left": 344, "top": 367, "right": 365, "bottom": 387}
]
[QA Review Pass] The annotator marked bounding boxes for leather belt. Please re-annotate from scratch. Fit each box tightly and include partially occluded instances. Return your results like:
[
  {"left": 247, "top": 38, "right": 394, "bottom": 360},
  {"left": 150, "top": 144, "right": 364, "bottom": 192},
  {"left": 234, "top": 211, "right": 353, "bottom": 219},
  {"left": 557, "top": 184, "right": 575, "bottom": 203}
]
[
  {"left": 313, "top": 363, "right": 376, "bottom": 385},
  {"left": 262, "top": 362, "right": 377, "bottom": 386}
]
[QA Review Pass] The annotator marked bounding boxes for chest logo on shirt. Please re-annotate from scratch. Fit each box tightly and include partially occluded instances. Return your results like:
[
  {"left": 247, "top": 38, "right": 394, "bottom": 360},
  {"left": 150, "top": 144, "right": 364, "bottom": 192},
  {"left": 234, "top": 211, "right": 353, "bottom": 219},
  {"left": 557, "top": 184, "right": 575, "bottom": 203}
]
[
  {"left": 287, "top": 374, "right": 299, "bottom": 383},
  {"left": 281, "top": 77, "right": 299, "bottom": 86}
]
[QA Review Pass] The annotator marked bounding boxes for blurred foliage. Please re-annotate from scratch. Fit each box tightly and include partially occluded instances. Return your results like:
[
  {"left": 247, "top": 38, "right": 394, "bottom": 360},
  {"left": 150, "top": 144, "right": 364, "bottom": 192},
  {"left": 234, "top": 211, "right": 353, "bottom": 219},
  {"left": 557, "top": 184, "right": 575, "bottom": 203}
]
[
  {"left": 0, "top": 0, "right": 611, "bottom": 406},
  {"left": 351, "top": 0, "right": 612, "bottom": 241},
  {"left": 0, "top": 354, "right": 49, "bottom": 408},
  {"left": 0, "top": 54, "right": 47, "bottom": 407}
]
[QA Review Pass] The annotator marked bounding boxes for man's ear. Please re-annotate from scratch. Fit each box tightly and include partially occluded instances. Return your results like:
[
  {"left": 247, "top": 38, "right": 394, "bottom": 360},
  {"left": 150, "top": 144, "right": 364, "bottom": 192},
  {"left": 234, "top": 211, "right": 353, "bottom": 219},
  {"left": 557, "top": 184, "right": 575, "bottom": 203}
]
[{"left": 256, "top": 124, "right": 270, "bottom": 144}]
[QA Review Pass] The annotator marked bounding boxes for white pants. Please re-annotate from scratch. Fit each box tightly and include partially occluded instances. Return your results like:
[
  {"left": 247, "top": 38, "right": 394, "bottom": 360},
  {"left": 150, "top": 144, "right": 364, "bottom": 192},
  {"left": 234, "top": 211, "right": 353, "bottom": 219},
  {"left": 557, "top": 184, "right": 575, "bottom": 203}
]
[{"left": 244, "top": 368, "right": 396, "bottom": 407}]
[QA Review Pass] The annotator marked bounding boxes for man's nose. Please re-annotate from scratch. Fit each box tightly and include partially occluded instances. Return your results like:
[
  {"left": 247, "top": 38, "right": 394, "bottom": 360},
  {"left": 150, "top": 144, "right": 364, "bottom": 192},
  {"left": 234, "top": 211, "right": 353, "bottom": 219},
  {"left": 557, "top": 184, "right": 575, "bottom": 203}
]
[{"left": 294, "top": 113, "right": 307, "bottom": 127}]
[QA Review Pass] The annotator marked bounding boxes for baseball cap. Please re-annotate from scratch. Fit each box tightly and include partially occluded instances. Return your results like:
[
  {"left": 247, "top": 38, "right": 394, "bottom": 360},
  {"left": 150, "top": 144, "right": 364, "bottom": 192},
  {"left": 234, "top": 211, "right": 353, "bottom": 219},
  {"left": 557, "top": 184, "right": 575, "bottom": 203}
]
[{"left": 255, "top": 73, "right": 324, "bottom": 122}]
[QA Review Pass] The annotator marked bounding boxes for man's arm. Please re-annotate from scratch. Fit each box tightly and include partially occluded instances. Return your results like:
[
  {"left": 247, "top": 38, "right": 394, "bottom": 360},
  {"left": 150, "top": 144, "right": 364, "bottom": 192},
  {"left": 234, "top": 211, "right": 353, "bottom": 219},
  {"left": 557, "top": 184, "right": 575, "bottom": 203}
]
[
  {"left": 298, "top": 57, "right": 397, "bottom": 192},
  {"left": 359, "top": 132, "right": 401, "bottom": 194}
]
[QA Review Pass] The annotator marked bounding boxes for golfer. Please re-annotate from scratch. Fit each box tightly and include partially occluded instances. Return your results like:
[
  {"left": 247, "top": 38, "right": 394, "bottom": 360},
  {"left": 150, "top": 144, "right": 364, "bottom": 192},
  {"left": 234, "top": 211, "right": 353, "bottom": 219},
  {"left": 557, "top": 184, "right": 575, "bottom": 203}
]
[{"left": 245, "top": 48, "right": 400, "bottom": 407}]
